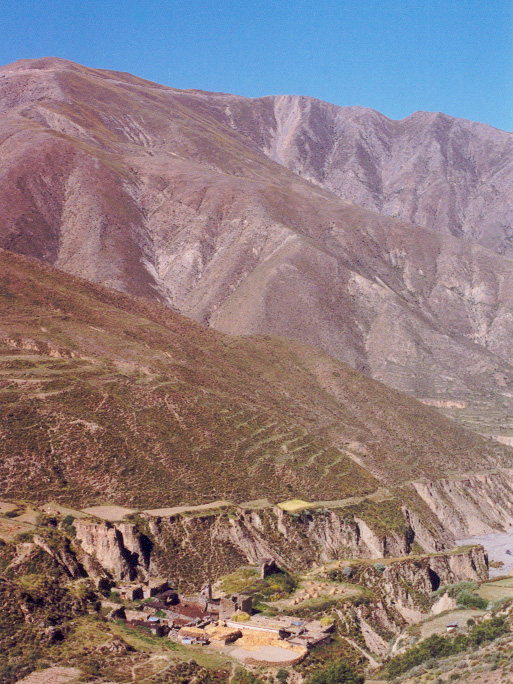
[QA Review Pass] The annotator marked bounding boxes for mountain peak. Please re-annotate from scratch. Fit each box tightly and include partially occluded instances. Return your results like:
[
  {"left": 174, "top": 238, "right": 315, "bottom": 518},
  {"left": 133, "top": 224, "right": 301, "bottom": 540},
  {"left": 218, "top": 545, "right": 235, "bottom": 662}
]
[{"left": 1, "top": 56, "right": 83, "bottom": 73}]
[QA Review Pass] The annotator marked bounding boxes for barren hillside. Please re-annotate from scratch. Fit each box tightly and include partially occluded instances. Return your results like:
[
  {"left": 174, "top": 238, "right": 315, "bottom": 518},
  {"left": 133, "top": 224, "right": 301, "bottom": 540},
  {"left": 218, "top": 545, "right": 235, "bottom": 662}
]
[{"left": 2, "top": 58, "right": 513, "bottom": 416}]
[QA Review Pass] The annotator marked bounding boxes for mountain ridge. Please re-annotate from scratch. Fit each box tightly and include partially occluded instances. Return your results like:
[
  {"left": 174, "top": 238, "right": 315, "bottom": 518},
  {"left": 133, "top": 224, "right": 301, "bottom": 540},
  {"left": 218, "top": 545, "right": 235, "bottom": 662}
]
[{"left": 2, "top": 58, "right": 513, "bottom": 422}]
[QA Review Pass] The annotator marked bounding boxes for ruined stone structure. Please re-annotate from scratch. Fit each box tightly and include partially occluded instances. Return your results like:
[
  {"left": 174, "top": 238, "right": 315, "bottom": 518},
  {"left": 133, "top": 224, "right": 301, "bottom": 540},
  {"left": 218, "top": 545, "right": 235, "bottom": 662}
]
[{"left": 219, "top": 594, "right": 253, "bottom": 619}]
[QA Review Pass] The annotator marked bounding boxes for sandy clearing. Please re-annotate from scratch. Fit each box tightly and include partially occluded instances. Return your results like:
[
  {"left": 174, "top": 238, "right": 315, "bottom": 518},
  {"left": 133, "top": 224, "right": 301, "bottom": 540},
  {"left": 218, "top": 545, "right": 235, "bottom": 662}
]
[
  {"left": 0, "top": 501, "right": 19, "bottom": 513},
  {"left": 82, "top": 505, "right": 136, "bottom": 521},
  {"left": 16, "top": 508, "right": 40, "bottom": 525},
  {"left": 15, "top": 666, "right": 82, "bottom": 684},
  {"left": 276, "top": 499, "right": 312, "bottom": 512},
  {"left": 229, "top": 643, "right": 305, "bottom": 664},
  {"left": 41, "top": 502, "right": 87, "bottom": 518},
  {"left": 0, "top": 518, "right": 34, "bottom": 541},
  {"left": 237, "top": 498, "right": 273, "bottom": 509}
]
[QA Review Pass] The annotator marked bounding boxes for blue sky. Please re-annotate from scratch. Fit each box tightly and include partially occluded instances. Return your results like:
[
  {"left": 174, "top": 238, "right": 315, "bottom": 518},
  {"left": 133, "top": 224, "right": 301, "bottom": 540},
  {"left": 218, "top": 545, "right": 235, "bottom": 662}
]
[{"left": 3, "top": 0, "right": 513, "bottom": 130}]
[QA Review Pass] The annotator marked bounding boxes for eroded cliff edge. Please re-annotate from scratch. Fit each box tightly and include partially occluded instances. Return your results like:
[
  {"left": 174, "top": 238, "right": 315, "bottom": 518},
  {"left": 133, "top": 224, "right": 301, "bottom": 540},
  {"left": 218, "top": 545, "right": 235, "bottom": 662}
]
[{"left": 70, "top": 493, "right": 492, "bottom": 592}]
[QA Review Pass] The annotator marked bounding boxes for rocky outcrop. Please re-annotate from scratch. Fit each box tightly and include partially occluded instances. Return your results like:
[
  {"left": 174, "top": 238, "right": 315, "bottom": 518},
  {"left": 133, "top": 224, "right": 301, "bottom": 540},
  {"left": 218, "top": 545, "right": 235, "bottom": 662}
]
[
  {"left": 107, "top": 606, "right": 127, "bottom": 621},
  {"left": 350, "top": 546, "right": 488, "bottom": 624},
  {"left": 402, "top": 506, "right": 450, "bottom": 553},
  {"left": 68, "top": 502, "right": 490, "bottom": 591},
  {"left": 338, "top": 599, "right": 404, "bottom": 657},
  {"left": 73, "top": 519, "right": 150, "bottom": 581},
  {"left": 332, "top": 545, "right": 488, "bottom": 657},
  {"left": 32, "top": 535, "right": 85, "bottom": 580},
  {"left": 431, "top": 592, "right": 458, "bottom": 615}
]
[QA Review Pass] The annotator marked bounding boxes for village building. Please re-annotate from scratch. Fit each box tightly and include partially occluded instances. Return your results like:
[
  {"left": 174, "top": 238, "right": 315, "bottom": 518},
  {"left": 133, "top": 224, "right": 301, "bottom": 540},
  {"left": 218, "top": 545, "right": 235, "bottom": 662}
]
[
  {"left": 119, "top": 584, "right": 144, "bottom": 601},
  {"left": 226, "top": 615, "right": 334, "bottom": 649},
  {"left": 155, "top": 589, "right": 179, "bottom": 605},
  {"left": 143, "top": 579, "right": 170, "bottom": 598},
  {"left": 219, "top": 594, "right": 253, "bottom": 619}
]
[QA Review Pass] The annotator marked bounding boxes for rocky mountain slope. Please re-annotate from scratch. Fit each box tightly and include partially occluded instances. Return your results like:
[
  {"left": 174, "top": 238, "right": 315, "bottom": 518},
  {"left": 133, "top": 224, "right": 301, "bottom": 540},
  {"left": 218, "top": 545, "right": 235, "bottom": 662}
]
[
  {"left": 209, "top": 94, "right": 513, "bottom": 254},
  {"left": 2, "top": 58, "right": 513, "bottom": 417}
]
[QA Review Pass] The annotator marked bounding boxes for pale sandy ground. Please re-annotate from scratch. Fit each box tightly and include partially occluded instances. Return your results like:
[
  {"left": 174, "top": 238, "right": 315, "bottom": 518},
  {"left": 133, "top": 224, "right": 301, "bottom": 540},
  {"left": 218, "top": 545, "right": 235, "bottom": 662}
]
[
  {"left": 15, "top": 666, "right": 82, "bottom": 684},
  {"left": 0, "top": 517, "right": 34, "bottom": 541},
  {"left": 82, "top": 505, "right": 135, "bottom": 521},
  {"left": 457, "top": 529, "right": 513, "bottom": 577},
  {"left": 0, "top": 501, "right": 18, "bottom": 513},
  {"left": 0, "top": 501, "right": 89, "bottom": 542},
  {"left": 41, "top": 502, "right": 87, "bottom": 518},
  {"left": 0, "top": 501, "right": 35, "bottom": 541},
  {"left": 229, "top": 643, "right": 302, "bottom": 664}
]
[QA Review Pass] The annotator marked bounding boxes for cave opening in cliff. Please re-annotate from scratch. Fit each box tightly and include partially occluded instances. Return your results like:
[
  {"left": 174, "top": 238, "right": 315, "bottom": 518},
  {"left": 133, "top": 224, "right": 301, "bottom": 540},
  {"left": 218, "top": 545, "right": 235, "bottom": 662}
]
[{"left": 427, "top": 567, "right": 441, "bottom": 591}]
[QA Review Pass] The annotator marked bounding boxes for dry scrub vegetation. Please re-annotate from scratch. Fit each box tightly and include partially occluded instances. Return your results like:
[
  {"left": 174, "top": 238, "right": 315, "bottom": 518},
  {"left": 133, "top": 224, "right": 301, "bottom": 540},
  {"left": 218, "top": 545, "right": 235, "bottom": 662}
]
[{"left": 0, "top": 250, "right": 508, "bottom": 514}]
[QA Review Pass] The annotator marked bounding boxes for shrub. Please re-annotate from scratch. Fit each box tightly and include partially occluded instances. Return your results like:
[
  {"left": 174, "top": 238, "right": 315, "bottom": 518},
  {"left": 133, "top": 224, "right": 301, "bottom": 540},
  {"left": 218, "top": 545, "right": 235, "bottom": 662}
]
[
  {"left": 14, "top": 531, "right": 33, "bottom": 543},
  {"left": 455, "top": 591, "right": 487, "bottom": 611},
  {"left": 305, "top": 659, "right": 364, "bottom": 684},
  {"left": 435, "top": 582, "right": 487, "bottom": 610},
  {"left": 232, "top": 667, "right": 263, "bottom": 684},
  {"left": 469, "top": 616, "right": 507, "bottom": 646},
  {"left": 233, "top": 611, "right": 251, "bottom": 622},
  {"left": 276, "top": 669, "right": 289, "bottom": 683},
  {"left": 384, "top": 617, "right": 508, "bottom": 678}
]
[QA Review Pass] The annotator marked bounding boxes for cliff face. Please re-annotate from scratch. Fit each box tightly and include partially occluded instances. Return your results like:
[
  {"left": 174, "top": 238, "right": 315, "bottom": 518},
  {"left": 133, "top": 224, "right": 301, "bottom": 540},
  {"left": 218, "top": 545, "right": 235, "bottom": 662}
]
[
  {"left": 353, "top": 547, "right": 488, "bottom": 624},
  {"left": 332, "top": 546, "right": 488, "bottom": 657},
  {"left": 31, "top": 534, "right": 85, "bottom": 580},
  {"left": 64, "top": 506, "right": 418, "bottom": 587},
  {"left": 144, "top": 506, "right": 418, "bottom": 589},
  {"left": 410, "top": 470, "right": 513, "bottom": 537},
  {"left": 73, "top": 519, "right": 150, "bottom": 581},
  {"left": 66, "top": 503, "right": 488, "bottom": 590}
]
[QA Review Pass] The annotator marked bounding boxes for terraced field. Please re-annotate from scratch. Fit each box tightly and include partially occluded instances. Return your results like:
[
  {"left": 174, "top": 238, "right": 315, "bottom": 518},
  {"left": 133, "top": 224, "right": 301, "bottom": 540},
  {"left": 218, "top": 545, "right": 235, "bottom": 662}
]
[
  {"left": 0, "top": 249, "right": 511, "bottom": 511},
  {"left": 436, "top": 398, "right": 513, "bottom": 445}
]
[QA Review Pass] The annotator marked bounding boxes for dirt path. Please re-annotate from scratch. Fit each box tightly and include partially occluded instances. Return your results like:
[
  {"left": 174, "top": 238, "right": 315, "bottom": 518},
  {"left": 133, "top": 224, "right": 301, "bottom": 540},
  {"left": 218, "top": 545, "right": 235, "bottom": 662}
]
[{"left": 143, "top": 500, "right": 231, "bottom": 516}]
